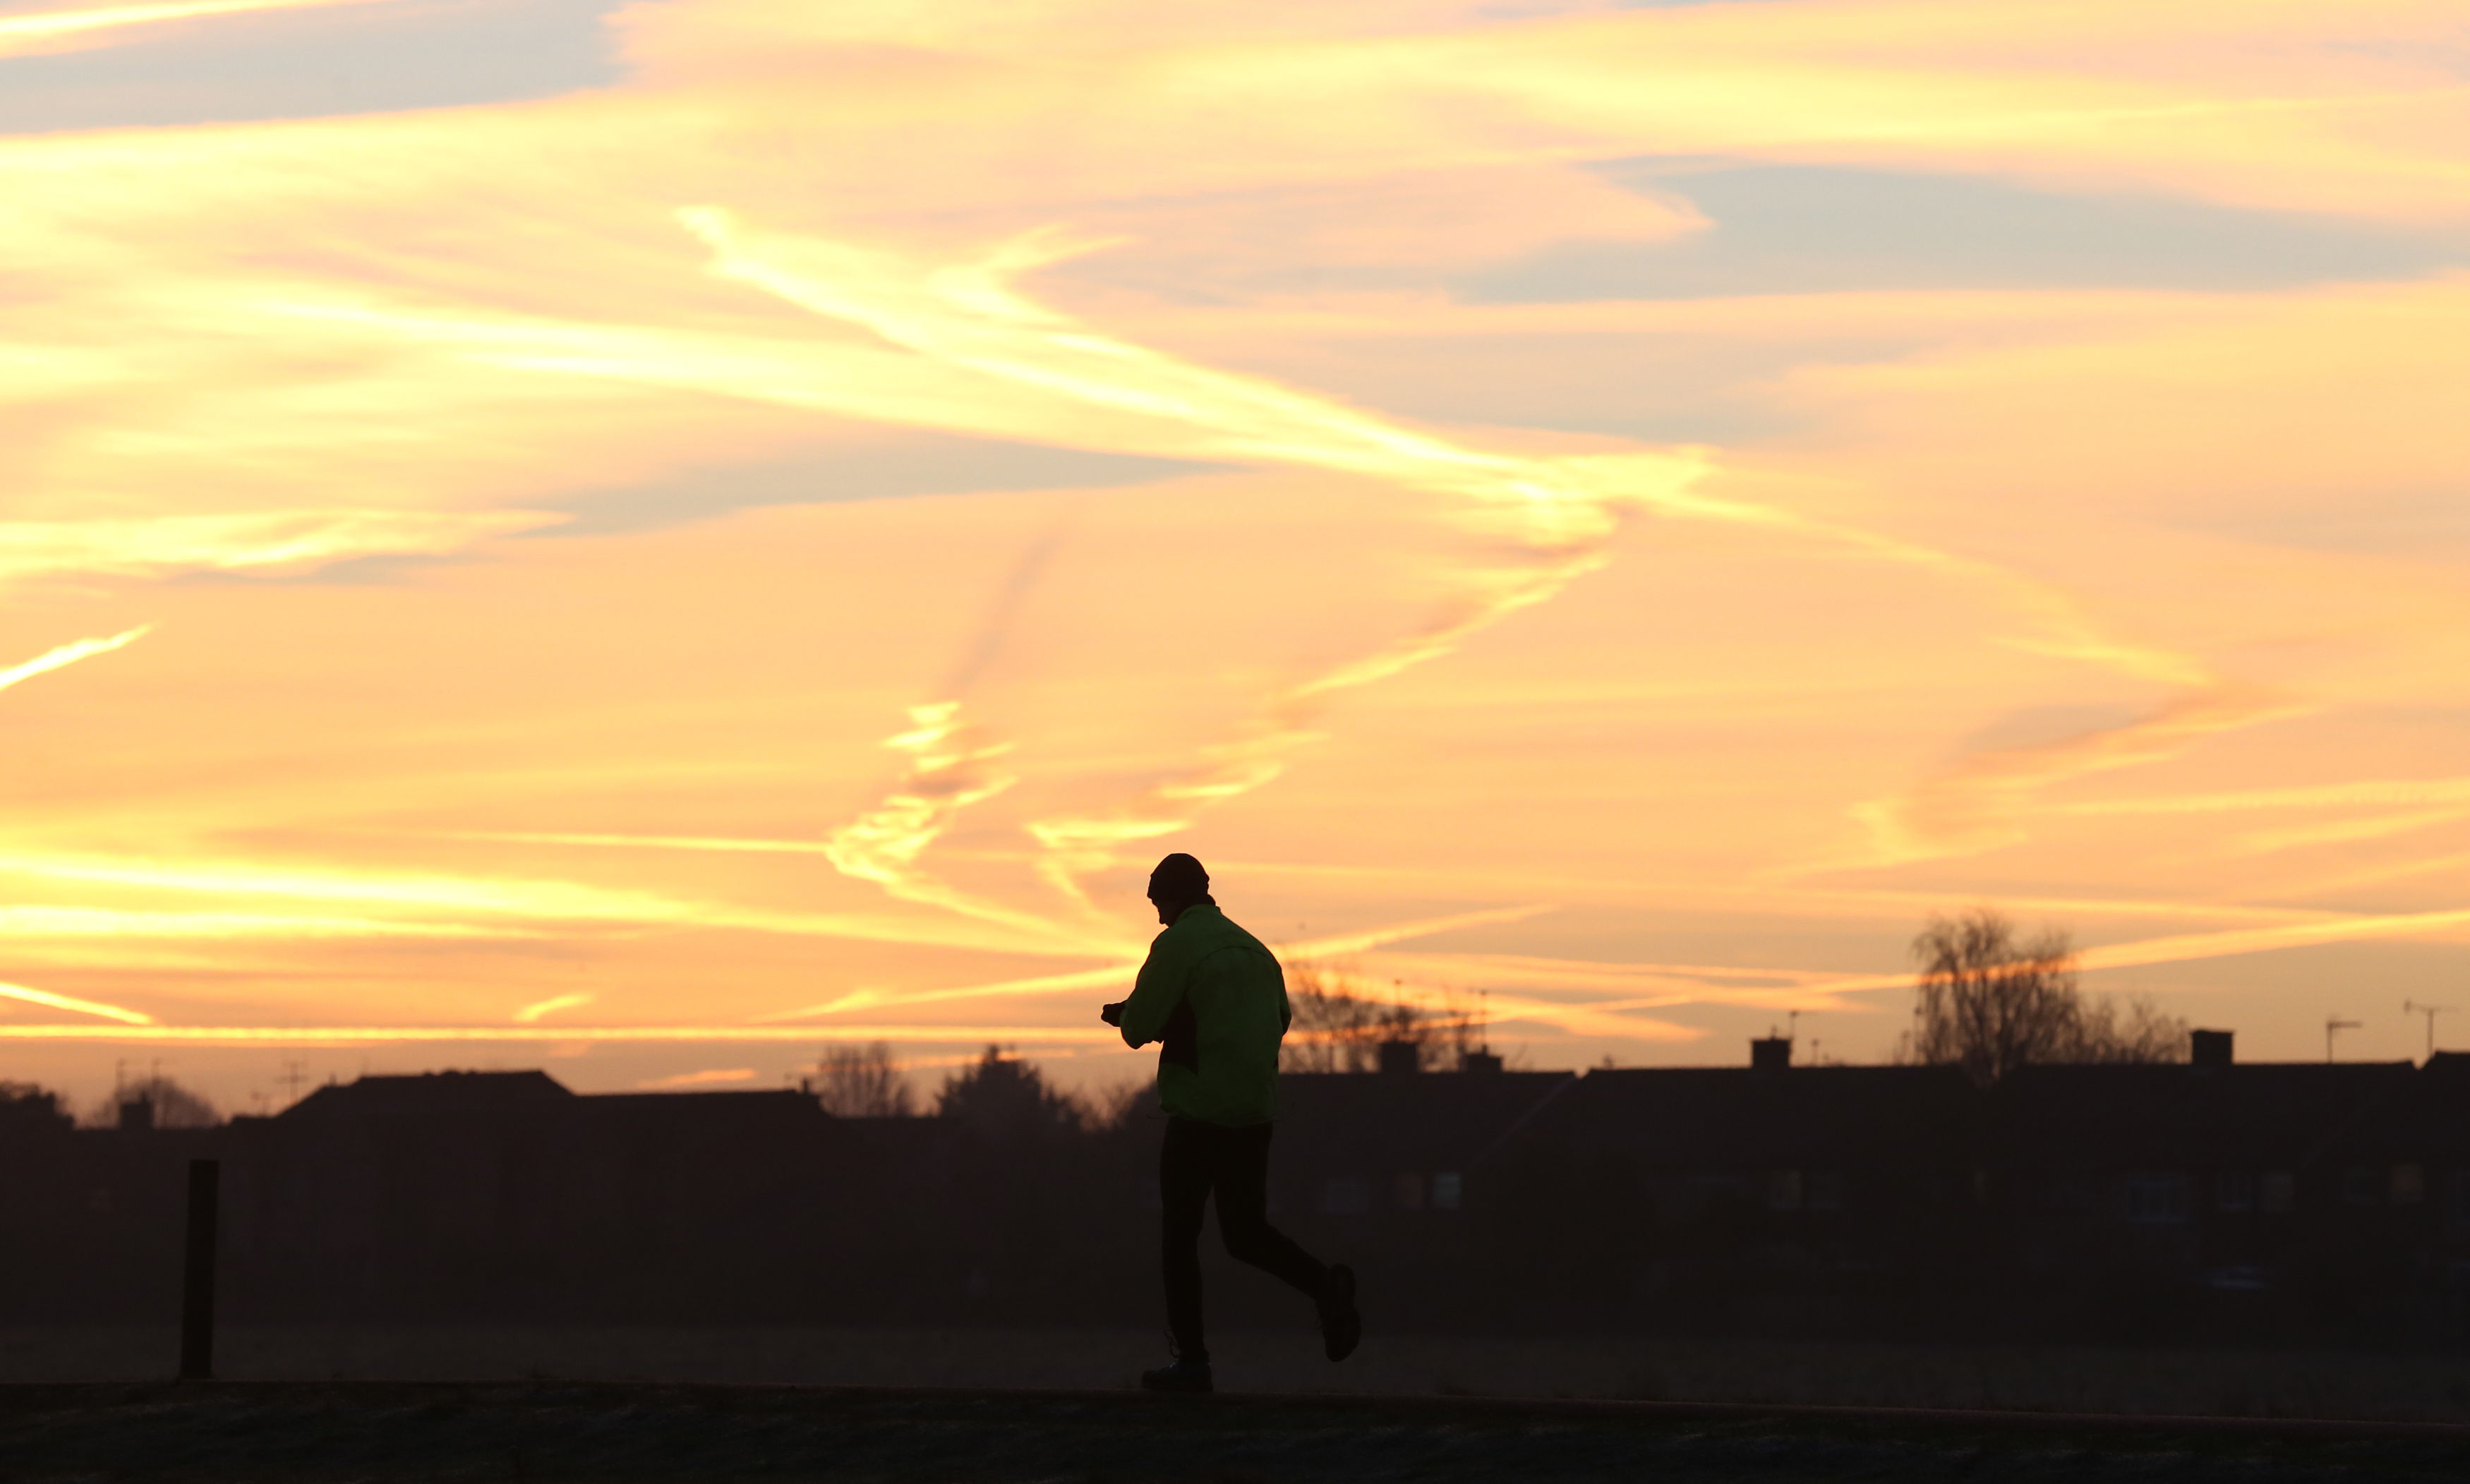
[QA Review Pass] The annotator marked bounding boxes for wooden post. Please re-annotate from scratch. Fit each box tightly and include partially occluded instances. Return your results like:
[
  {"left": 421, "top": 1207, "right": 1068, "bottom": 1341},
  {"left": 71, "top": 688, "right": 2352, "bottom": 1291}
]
[{"left": 179, "top": 1159, "right": 218, "bottom": 1380}]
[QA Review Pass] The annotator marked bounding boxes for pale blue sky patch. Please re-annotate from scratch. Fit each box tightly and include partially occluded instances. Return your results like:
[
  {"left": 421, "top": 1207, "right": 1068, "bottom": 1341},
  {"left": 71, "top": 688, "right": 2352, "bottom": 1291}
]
[
  {"left": 0, "top": 0, "right": 625, "bottom": 135},
  {"left": 1470, "top": 163, "right": 2470, "bottom": 302}
]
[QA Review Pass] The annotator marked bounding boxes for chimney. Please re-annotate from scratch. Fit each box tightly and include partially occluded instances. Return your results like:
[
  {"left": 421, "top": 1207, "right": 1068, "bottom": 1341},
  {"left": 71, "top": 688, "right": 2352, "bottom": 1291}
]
[
  {"left": 118, "top": 1097, "right": 155, "bottom": 1132},
  {"left": 1459, "top": 1049, "right": 1502, "bottom": 1075},
  {"left": 1750, "top": 1037, "right": 1791, "bottom": 1072},
  {"left": 2191, "top": 1029, "right": 2233, "bottom": 1068},
  {"left": 1377, "top": 1039, "right": 1421, "bottom": 1075}
]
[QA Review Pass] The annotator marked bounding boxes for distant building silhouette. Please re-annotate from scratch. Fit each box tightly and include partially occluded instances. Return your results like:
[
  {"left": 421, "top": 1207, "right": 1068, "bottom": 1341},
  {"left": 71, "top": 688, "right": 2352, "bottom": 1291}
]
[{"left": 6, "top": 1035, "right": 2469, "bottom": 1344}]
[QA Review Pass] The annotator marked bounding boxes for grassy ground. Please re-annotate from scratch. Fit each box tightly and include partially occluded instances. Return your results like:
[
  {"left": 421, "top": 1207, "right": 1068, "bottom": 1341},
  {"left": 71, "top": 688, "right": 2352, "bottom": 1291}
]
[
  {"left": 12, "top": 1327, "right": 2470, "bottom": 1423},
  {"left": 8, "top": 1382, "right": 2470, "bottom": 1483}
]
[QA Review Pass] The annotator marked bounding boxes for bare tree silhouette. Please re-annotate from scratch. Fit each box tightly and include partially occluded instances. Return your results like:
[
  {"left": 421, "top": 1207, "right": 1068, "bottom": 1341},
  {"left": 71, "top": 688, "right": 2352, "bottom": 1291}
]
[
  {"left": 88, "top": 1075, "right": 219, "bottom": 1128},
  {"left": 1282, "top": 963, "right": 1481, "bottom": 1072},
  {"left": 811, "top": 1041, "right": 917, "bottom": 1118},
  {"left": 1900, "top": 907, "right": 2186, "bottom": 1085}
]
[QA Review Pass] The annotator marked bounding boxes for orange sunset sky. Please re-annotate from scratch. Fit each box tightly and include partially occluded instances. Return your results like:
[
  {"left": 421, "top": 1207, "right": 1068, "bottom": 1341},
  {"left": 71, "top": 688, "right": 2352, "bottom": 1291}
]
[{"left": 2, "top": 0, "right": 2467, "bottom": 1113}]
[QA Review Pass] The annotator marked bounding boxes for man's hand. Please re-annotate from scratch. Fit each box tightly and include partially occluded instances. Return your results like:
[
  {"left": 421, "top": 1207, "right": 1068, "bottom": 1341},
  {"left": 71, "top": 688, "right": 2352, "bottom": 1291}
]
[{"left": 1100, "top": 1001, "right": 1125, "bottom": 1027}]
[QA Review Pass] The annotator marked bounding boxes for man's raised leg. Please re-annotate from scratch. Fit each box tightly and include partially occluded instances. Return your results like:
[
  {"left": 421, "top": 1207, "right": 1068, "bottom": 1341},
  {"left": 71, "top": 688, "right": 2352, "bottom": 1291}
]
[{"left": 1212, "top": 1123, "right": 1360, "bottom": 1361}]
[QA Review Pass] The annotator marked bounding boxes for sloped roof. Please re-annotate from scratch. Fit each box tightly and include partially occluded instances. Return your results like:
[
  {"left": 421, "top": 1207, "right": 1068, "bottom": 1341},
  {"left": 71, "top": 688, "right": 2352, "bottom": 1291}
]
[
  {"left": 576, "top": 1089, "right": 830, "bottom": 1132},
  {"left": 278, "top": 1069, "right": 575, "bottom": 1121}
]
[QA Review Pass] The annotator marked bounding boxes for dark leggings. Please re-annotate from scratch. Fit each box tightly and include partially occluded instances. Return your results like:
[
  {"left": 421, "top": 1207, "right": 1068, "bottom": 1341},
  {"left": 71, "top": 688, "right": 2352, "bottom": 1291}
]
[{"left": 1160, "top": 1117, "right": 1327, "bottom": 1363}]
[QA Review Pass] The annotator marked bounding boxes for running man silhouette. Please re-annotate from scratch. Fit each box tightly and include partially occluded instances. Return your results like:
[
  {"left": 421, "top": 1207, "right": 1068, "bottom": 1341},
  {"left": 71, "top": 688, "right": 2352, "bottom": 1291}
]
[{"left": 1102, "top": 852, "right": 1360, "bottom": 1393}]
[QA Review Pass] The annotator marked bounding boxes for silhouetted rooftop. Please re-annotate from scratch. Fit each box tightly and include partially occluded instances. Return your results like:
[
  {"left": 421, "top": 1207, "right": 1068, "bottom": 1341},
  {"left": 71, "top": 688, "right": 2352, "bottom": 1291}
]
[
  {"left": 1995, "top": 1060, "right": 2418, "bottom": 1165},
  {"left": 1279, "top": 1068, "right": 1574, "bottom": 1170},
  {"left": 579, "top": 1089, "right": 831, "bottom": 1133},
  {"left": 1547, "top": 1063, "right": 1980, "bottom": 1166},
  {"left": 278, "top": 1069, "right": 576, "bottom": 1121}
]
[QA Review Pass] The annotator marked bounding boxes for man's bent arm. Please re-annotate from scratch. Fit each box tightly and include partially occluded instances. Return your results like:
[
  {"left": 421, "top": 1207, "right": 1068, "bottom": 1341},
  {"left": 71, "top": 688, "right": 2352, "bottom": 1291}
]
[{"left": 1117, "top": 946, "right": 1183, "bottom": 1049}]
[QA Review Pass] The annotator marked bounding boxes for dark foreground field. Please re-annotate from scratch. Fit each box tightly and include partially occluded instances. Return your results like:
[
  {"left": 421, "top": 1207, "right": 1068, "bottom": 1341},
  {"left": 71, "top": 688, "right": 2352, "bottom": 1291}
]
[
  {"left": 9, "top": 1383, "right": 2470, "bottom": 1484},
  {"left": 20, "top": 1328, "right": 2470, "bottom": 1420}
]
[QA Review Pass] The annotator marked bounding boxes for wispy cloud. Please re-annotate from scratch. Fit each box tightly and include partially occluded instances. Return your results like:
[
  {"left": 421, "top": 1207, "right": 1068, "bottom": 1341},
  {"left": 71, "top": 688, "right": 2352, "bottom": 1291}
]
[
  {"left": 0, "top": 1022, "right": 1125, "bottom": 1044},
  {"left": 512, "top": 992, "right": 593, "bottom": 1023},
  {"left": 637, "top": 1066, "right": 757, "bottom": 1087},
  {"left": 0, "top": 512, "right": 558, "bottom": 586},
  {"left": 754, "top": 904, "right": 1558, "bottom": 1023},
  {"left": 0, "top": 851, "right": 1104, "bottom": 958},
  {"left": 0, "top": 0, "right": 2460, "bottom": 1074},
  {"left": 0, "top": 979, "right": 154, "bottom": 1025},
  {"left": 0, "top": 627, "right": 147, "bottom": 696},
  {"left": 2061, "top": 776, "right": 2470, "bottom": 816},
  {"left": 440, "top": 831, "right": 834, "bottom": 856}
]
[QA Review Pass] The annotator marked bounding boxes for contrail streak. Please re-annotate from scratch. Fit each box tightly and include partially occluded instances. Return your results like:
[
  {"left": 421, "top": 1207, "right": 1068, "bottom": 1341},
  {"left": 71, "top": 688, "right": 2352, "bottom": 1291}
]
[
  {"left": 1365, "top": 951, "right": 1848, "bottom": 994},
  {"left": 512, "top": 993, "right": 593, "bottom": 1024},
  {"left": 762, "top": 891, "right": 2470, "bottom": 1044},
  {"left": 0, "top": 904, "right": 517, "bottom": 939},
  {"left": 2059, "top": 776, "right": 2470, "bottom": 816},
  {"left": 2073, "top": 908, "right": 2470, "bottom": 975},
  {"left": 2231, "top": 807, "right": 2470, "bottom": 855},
  {"left": 440, "top": 830, "right": 834, "bottom": 856},
  {"left": 301, "top": 222, "right": 2264, "bottom": 940},
  {"left": 1768, "top": 900, "right": 2470, "bottom": 1001},
  {"left": 821, "top": 701, "right": 1134, "bottom": 955},
  {"left": 1282, "top": 905, "right": 1555, "bottom": 958},
  {"left": 677, "top": 209, "right": 2254, "bottom": 903},
  {"left": 1841, "top": 687, "right": 2299, "bottom": 870},
  {"left": 0, "top": 512, "right": 556, "bottom": 585},
  {"left": 756, "top": 905, "right": 1557, "bottom": 1021},
  {"left": 2267, "top": 847, "right": 2470, "bottom": 901},
  {"left": 641, "top": 1068, "right": 757, "bottom": 1089},
  {"left": 0, "top": 850, "right": 1100, "bottom": 958},
  {"left": 0, "top": 1023, "right": 1126, "bottom": 1044},
  {"left": 1278, "top": 958, "right": 1701, "bottom": 1043},
  {"left": 0, "top": 627, "right": 147, "bottom": 695},
  {"left": 680, "top": 207, "right": 1716, "bottom": 913},
  {"left": 0, "top": 979, "right": 154, "bottom": 1025}
]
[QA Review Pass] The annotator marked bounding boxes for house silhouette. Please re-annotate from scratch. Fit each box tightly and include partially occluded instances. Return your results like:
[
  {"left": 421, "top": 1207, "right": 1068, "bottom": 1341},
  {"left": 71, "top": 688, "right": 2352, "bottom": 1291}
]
[{"left": 6, "top": 1034, "right": 2468, "bottom": 1344}]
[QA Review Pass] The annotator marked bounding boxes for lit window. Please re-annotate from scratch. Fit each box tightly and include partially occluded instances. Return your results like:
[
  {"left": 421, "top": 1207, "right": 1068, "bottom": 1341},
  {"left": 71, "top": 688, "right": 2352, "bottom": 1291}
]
[{"left": 1431, "top": 1172, "right": 1463, "bottom": 1211}]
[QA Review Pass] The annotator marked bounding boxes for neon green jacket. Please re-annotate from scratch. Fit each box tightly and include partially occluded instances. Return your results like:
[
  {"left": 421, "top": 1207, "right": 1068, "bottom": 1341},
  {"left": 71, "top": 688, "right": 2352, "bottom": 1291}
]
[{"left": 1118, "top": 902, "right": 1290, "bottom": 1126}]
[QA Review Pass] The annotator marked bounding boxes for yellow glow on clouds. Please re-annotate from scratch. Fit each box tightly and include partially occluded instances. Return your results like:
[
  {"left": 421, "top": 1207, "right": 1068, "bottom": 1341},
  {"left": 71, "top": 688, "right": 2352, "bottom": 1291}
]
[{"left": 0, "top": 0, "right": 2466, "bottom": 1105}]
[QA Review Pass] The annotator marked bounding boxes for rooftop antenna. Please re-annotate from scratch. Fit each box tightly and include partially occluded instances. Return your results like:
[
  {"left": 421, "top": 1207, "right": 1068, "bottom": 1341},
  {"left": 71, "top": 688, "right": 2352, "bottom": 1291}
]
[
  {"left": 279, "top": 1059, "right": 308, "bottom": 1109},
  {"left": 2326, "top": 1015, "right": 2362, "bottom": 1063},
  {"left": 2402, "top": 1001, "right": 2455, "bottom": 1060}
]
